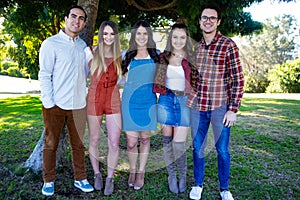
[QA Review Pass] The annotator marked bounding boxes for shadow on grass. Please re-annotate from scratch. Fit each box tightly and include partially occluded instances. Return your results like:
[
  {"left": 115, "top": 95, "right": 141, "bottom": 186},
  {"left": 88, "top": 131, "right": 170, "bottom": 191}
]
[{"left": 0, "top": 95, "right": 299, "bottom": 199}]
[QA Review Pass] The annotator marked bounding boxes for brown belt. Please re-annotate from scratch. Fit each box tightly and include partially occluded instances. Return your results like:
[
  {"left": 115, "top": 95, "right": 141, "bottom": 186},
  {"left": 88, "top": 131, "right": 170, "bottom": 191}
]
[
  {"left": 102, "top": 81, "right": 116, "bottom": 88},
  {"left": 166, "top": 88, "right": 185, "bottom": 96}
]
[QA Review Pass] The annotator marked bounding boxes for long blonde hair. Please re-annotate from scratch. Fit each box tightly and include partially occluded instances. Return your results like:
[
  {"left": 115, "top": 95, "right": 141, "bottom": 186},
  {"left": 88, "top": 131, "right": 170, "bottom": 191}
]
[{"left": 90, "top": 21, "right": 122, "bottom": 77}]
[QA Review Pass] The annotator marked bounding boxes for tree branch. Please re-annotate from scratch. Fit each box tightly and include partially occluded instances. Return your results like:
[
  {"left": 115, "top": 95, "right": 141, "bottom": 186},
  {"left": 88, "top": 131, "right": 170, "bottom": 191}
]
[{"left": 126, "top": 0, "right": 176, "bottom": 11}]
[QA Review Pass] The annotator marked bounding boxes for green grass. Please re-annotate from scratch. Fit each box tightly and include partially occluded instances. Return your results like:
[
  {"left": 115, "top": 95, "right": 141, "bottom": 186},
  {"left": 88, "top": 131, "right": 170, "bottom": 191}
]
[
  {"left": 0, "top": 94, "right": 299, "bottom": 199},
  {"left": 0, "top": 96, "right": 43, "bottom": 166}
]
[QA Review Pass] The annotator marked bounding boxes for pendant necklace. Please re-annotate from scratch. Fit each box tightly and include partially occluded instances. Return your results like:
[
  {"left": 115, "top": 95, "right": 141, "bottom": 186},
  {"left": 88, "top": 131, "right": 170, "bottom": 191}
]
[{"left": 172, "top": 52, "right": 184, "bottom": 58}]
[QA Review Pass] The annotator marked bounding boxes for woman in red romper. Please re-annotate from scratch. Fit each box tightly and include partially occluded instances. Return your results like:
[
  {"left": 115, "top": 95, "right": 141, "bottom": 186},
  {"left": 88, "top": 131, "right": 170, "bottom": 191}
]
[{"left": 84, "top": 21, "right": 122, "bottom": 196}]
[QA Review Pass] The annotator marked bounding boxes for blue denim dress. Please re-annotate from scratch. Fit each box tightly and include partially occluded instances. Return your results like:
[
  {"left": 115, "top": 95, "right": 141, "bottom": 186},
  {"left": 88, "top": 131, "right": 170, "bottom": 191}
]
[{"left": 121, "top": 58, "right": 157, "bottom": 131}]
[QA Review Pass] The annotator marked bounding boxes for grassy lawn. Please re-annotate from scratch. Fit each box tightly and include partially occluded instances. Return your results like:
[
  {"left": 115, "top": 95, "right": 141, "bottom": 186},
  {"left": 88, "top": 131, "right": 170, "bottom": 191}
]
[{"left": 0, "top": 94, "right": 299, "bottom": 199}]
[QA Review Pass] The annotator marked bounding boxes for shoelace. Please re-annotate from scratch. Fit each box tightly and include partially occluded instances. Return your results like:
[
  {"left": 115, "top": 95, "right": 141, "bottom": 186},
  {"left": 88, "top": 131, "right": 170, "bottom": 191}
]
[
  {"left": 225, "top": 192, "right": 229, "bottom": 198},
  {"left": 81, "top": 179, "right": 89, "bottom": 185},
  {"left": 222, "top": 191, "right": 231, "bottom": 199},
  {"left": 44, "top": 182, "right": 53, "bottom": 188},
  {"left": 192, "top": 187, "right": 200, "bottom": 194}
]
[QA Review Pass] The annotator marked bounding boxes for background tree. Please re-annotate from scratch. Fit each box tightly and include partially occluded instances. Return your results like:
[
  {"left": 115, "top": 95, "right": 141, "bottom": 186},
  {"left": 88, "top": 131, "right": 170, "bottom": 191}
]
[
  {"left": 238, "top": 14, "right": 298, "bottom": 93},
  {"left": 0, "top": 18, "right": 10, "bottom": 73},
  {"left": 1, "top": 0, "right": 78, "bottom": 79},
  {"left": 78, "top": 0, "right": 99, "bottom": 46},
  {"left": 266, "top": 58, "right": 300, "bottom": 93},
  {"left": 0, "top": 0, "right": 269, "bottom": 79}
]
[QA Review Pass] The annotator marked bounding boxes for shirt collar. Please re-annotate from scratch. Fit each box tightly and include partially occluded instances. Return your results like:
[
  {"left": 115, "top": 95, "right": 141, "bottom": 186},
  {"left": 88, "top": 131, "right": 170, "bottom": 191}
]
[
  {"left": 59, "top": 29, "right": 80, "bottom": 42},
  {"left": 200, "top": 31, "right": 222, "bottom": 45}
]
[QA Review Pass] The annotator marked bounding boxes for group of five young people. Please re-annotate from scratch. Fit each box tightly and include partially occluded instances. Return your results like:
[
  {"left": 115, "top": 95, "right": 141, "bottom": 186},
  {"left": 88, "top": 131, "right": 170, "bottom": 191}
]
[{"left": 39, "top": 3, "right": 244, "bottom": 200}]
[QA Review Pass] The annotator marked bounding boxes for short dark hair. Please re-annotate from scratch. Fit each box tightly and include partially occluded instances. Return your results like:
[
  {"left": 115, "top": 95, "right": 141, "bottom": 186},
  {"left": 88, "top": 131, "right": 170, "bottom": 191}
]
[
  {"left": 64, "top": 5, "right": 87, "bottom": 21},
  {"left": 199, "top": 3, "right": 222, "bottom": 20}
]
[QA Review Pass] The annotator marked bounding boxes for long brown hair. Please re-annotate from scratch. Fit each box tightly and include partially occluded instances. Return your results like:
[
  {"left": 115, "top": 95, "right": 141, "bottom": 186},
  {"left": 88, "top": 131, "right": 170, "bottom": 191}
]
[
  {"left": 122, "top": 21, "right": 159, "bottom": 75},
  {"left": 163, "top": 19, "right": 193, "bottom": 60}
]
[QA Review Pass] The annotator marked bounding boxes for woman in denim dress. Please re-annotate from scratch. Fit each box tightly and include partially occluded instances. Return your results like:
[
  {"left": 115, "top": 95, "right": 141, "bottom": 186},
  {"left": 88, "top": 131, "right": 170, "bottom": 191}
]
[{"left": 121, "top": 21, "right": 160, "bottom": 190}]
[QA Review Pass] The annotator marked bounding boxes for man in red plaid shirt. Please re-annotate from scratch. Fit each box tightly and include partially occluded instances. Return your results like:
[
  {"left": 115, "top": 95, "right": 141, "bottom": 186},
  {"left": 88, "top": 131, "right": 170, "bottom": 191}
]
[{"left": 188, "top": 3, "right": 244, "bottom": 200}]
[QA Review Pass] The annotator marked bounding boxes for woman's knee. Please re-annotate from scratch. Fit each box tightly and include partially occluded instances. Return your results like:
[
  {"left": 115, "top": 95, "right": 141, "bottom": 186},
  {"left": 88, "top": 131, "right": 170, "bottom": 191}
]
[
  {"left": 140, "top": 137, "right": 150, "bottom": 145},
  {"left": 108, "top": 139, "right": 119, "bottom": 152},
  {"left": 127, "top": 140, "right": 138, "bottom": 150},
  {"left": 89, "top": 135, "right": 100, "bottom": 147}
]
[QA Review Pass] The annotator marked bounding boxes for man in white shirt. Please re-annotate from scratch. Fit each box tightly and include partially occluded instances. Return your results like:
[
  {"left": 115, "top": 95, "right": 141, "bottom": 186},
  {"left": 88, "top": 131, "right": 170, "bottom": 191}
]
[{"left": 38, "top": 5, "right": 93, "bottom": 196}]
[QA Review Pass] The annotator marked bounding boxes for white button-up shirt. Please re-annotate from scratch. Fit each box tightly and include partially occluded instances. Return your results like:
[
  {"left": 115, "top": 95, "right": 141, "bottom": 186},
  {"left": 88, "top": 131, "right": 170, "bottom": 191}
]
[{"left": 38, "top": 30, "right": 88, "bottom": 109}]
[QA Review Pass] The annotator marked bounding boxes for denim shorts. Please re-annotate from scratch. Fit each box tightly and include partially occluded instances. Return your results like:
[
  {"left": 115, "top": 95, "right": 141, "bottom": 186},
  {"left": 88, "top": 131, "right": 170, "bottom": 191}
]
[{"left": 157, "top": 92, "right": 190, "bottom": 127}]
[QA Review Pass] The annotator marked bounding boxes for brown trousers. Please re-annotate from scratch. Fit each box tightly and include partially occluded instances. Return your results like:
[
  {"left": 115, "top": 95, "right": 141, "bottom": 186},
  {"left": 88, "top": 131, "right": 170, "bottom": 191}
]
[{"left": 42, "top": 105, "right": 87, "bottom": 182}]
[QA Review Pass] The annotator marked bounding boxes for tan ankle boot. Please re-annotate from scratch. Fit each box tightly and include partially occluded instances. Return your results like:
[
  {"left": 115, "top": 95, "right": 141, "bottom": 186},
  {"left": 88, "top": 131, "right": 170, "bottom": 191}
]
[
  {"left": 104, "top": 177, "right": 114, "bottom": 195},
  {"left": 134, "top": 171, "right": 145, "bottom": 190},
  {"left": 94, "top": 172, "right": 103, "bottom": 190},
  {"left": 128, "top": 169, "right": 136, "bottom": 188}
]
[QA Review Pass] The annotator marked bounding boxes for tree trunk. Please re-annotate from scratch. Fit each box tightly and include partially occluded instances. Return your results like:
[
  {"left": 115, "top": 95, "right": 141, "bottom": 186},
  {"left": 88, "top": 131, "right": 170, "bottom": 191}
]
[
  {"left": 24, "top": 0, "right": 99, "bottom": 173},
  {"left": 78, "top": 0, "right": 99, "bottom": 46},
  {"left": 24, "top": 125, "right": 69, "bottom": 174}
]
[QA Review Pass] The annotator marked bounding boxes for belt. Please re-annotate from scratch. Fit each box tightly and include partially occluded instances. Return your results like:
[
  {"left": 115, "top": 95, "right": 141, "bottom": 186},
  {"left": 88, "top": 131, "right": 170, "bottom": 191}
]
[
  {"left": 166, "top": 88, "right": 185, "bottom": 96},
  {"left": 102, "top": 81, "right": 116, "bottom": 88}
]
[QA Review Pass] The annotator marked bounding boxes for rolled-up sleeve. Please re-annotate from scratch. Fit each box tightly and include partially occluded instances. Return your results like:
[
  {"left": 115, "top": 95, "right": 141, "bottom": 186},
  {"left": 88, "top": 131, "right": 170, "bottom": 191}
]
[{"left": 84, "top": 46, "right": 93, "bottom": 77}]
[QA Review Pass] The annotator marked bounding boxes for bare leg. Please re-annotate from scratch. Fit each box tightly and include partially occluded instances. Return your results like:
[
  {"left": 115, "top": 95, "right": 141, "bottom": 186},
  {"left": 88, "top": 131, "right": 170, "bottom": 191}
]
[
  {"left": 162, "top": 125, "right": 173, "bottom": 137},
  {"left": 102, "top": 114, "right": 121, "bottom": 195},
  {"left": 88, "top": 115, "right": 103, "bottom": 190},
  {"left": 106, "top": 113, "right": 121, "bottom": 178},
  {"left": 126, "top": 131, "right": 139, "bottom": 187},
  {"left": 173, "top": 126, "right": 189, "bottom": 143},
  {"left": 133, "top": 131, "right": 150, "bottom": 190},
  {"left": 138, "top": 131, "right": 151, "bottom": 172},
  {"left": 87, "top": 115, "right": 103, "bottom": 174},
  {"left": 126, "top": 131, "right": 139, "bottom": 171}
]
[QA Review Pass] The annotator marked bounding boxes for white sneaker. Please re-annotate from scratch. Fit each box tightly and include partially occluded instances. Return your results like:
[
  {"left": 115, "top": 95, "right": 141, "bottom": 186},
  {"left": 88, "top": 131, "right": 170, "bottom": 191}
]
[
  {"left": 189, "top": 186, "right": 203, "bottom": 200},
  {"left": 220, "top": 190, "right": 234, "bottom": 200}
]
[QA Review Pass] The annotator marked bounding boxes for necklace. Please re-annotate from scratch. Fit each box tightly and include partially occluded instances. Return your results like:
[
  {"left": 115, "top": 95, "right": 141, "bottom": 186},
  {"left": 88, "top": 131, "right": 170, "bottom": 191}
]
[{"left": 172, "top": 52, "right": 184, "bottom": 58}]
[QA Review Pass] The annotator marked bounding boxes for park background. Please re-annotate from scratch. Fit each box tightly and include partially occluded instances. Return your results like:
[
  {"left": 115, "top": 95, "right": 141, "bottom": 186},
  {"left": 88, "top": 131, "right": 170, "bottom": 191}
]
[{"left": 0, "top": 0, "right": 299, "bottom": 199}]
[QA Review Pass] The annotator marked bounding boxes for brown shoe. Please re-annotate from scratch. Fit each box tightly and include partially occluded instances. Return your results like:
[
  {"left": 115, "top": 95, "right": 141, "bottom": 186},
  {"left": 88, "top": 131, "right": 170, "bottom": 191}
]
[
  {"left": 104, "top": 177, "right": 114, "bottom": 195},
  {"left": 128, "top": 170, "right": 136, "bottom": 188},
  {"left": 94, "top": 173, "right": 103, "bottom": 190},
  {"left": 134, "top": 171, "right": 144, "bottom": 190}
]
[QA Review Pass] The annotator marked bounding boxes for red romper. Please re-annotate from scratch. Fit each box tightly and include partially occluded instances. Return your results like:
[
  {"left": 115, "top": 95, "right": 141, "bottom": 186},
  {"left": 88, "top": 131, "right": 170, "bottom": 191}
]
[{"left": 87, "top": 57, "right": 121, "bottom": 116}]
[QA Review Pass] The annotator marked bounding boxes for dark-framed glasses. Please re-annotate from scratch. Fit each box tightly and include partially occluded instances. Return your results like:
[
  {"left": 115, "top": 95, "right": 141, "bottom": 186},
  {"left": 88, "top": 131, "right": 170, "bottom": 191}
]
[{"left": 200, "top": 16, "right": 218, "bottom": 22}]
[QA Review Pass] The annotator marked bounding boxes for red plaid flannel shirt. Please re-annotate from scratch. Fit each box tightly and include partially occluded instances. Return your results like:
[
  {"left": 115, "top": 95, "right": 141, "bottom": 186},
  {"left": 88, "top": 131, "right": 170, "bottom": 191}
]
[{"left": 187, "top": 32, "right": 244, "bottom": 112}]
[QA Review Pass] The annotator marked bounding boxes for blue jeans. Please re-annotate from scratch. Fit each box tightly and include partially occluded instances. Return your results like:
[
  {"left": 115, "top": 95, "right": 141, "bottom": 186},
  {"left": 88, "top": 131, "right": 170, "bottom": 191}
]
[{"left": 190, "top": 105, "right": 231, "bottom": 190}]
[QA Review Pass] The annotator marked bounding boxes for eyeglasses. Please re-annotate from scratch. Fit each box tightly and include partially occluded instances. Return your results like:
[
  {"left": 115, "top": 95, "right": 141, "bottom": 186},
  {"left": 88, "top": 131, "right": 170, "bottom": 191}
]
[{"left": 200, "top": 16, "right": 218, "bottom": 22}]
